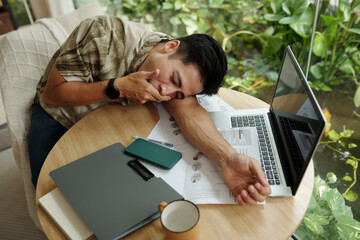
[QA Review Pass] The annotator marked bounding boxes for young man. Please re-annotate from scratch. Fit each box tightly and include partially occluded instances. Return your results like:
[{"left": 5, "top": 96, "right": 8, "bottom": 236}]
[{"left": 28, "top": 15, "right": 271, "bottom": 205}]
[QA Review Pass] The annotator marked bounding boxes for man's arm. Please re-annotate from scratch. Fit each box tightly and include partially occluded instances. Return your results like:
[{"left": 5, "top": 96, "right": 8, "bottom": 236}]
[
  {"left": 164, "top": 96, "right": 271, "bottom": 205},
  {"left": 43, "top": 66, "right": 170, "bottom": 106}
]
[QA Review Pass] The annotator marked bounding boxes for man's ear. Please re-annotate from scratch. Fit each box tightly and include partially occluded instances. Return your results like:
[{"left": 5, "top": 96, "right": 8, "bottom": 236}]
[{"left": 162, "top": 40, "right": 180, "bottom": 54}]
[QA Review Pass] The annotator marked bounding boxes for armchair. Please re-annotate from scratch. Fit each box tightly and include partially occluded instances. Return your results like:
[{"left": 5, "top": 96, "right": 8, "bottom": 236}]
[{"left": 0, "top": 3, "right": 103, "bottom": 229}]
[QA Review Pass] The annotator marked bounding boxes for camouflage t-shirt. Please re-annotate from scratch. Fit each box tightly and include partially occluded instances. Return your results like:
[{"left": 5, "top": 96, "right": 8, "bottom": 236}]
[{"left": 36, "top": 15, "right": 170, "bottom": 129}]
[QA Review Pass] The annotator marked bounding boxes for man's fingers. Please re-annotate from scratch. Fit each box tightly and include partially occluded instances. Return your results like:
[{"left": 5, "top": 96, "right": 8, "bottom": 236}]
[
  {"left": 249, "top": 159, "right": 270, "bottom": 187},
  {"left": 236, "top": 195, "right": 247, "bottom": 206},
  {"left": 149, "top": 86, "right": 171, "bottom": 102},
  {"left": 154, "top": 94, "right": 171, "bottom": 102},
  {"left": 237, "top": 185, "right": 268, "bottom": 206},
  {"left": 248, "top": 185, "right": 266, "bottom": 202},
  {"left": 240, "top": 190, "right": 257, "bottom": 206},
  {"left": 142, "top": 69, "right": 160, "bottom": 79},
  {"left": 255, "top": 182, "right": 271, "bottom": 196}
]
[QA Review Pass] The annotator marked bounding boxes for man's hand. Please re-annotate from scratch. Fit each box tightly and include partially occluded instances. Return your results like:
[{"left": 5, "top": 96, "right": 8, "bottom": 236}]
[
  {"left": 117, "top": 69, "right": 171, "bottom": 104},
  {"left": 220, "top": 153, "right": 271, "bottom": 205}
]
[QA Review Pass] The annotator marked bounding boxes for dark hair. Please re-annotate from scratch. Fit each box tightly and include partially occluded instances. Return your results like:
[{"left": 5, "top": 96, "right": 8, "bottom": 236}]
[{"left": 161, "top": 34, "right": 227, "bottom": 95}]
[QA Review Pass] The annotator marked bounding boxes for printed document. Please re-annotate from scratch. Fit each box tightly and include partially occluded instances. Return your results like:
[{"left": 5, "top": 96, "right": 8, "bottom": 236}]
[{"left": 141, "top": 95, "right": 260, "bottom": 204}]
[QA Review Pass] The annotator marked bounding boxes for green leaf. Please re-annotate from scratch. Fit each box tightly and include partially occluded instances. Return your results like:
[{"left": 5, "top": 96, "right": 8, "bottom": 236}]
[
  {"left": 313, "top": 176, "right": 353, "bottom": 221},
  {"left": 209, "top": 0, "right": 224, "bottom": 8},
  {"left": 340, "top": 129, "right": 354, "bottom": 138},
  {"left": 353, "top": 0, "right": 360, "bottom": 11},
  {"left": 162, "top": 2, "right": 173, "bottom": 10},
  {"left": 343, "top": 190, "right": 358, "bottom": 202},
  {"left": 266, "top": 71, "right": 279, "bottom": 82},
  {"left": 310, "top": 62, "right": 323, "bottom": 79},
  {"left": 169, "top": 16, "right": 181, "bottom": 25},
  {"left": 281, "top": 2, "right": 291, "bottom": 15},
  {"left": 290, "top": 6, "right": 313, "bottom": 38},
  {"left": 313, "top": 32, "right": 326, "bottom": 57},
  {"left": 279, "top": 16, "right": 299, "bottom": 24},
  {"left": 320, "top": 84, "right": 333, "bottom": 92},
  {"left": 294, "top": 227, "right": 310, "bottom": 240},
  {"left": 270, "top": 1, "right": 281, "bottom": 13},
  {"left": 339, "top": 62, "right": 353, "bottom": 74},
  {"left": 346, "top": 28, "right": 360, "bottom": 35},
  {"left": 263, "top": 26, "right": 275, "bottom": 36},
  {"left": 330, "top": 79, "right": 343, "bottom": 86},
  {"left": 186, "top": 25, "right": 198, "bottom": 35},
  {"left": 321, "top": 15, "right": 336, "bottom": 25},
  {"left": 293, "top": 0, "right": 311, "bottom": 15},
  {"left": 264, "top": 13, "right": 286, "bottom": 22},
  {"left": 327, "top": 172, "right": 337, "bottom": 183},
  {"left": 346, "top": 159, "right": 357, "bottom": 167},
  {"left": 174, "top": 0, "right": 182, "bottom": 10},
  {"left": 342, "top": 175, "right": 353, "bottom": 181},
  {"left": 328, "top": 130, "right": 341, "bottom": 141},
  {"left": 308, "top": 195, "right": 317, "bottom": 210},
  {"left": 312, "top": 21, "right": 337, "bottom": 57},
  {"left": 339, "top": 0, "right": 351, "bottom": 22},
  {"left": 145, "top": 14, "right": 154, "bottom": 22},
  {"left": 339, "top": 23, "right": 360, "bottom": 35},
  {"left": 354, "top": 85, "right": 360, "bottom": 107},
  {"left": 322, "top": 22, "right": 337, "bottom": 48},
  {"left": 348, "top": 143, "right": 357, "bottom": 148},
  {"left": 302, "top": 216, "right": 324, "bottom": 234},
  {"left": 324, "top": 188, "right": 353, "bottom": 219},
  {"left": 263, "top": 36, "right": 282, "bottom": 56},
  {"left": 336, "top": 215, "right": 360, "bottom": 239}
]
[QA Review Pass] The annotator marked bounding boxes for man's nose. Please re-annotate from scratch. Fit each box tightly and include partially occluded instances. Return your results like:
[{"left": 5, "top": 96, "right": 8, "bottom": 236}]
[{"left": 159, "top": 83, "right": 177, "bottom": 98}]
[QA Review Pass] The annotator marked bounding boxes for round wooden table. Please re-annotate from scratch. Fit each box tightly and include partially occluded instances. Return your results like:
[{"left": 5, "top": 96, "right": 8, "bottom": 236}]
[{"left": 36, "top": 88, "right": 314, "bottom": 240}]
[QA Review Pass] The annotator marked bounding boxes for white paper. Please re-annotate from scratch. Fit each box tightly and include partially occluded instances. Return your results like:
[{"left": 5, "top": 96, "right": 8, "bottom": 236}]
[
  {"left": 196, "top": 94, "right": 234, "bottom": 112},
  {"left": 140, "top": 95, "right": 241, "bottom": 204},
  {"left": 217, "top": 127, "right": 260, "bottom": 160}
]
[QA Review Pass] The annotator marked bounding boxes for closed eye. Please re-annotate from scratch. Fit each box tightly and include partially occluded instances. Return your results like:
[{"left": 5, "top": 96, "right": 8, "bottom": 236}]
[
  {"left": 176, "top": 92, "right": 185, "bottom": 100},
  {"left": 176, "top": 70, "right": 182, "bottom": 88},
  {"left": 171, "top": 72, "right": 175, "bottom": 85},
  {"left": 171, "top": 71, "right": 185, "bottom": 99}
]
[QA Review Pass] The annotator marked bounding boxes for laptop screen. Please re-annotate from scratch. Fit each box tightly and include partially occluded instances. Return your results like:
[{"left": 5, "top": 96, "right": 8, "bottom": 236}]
[{"left": 270, "top": 47, "right": 325, "bottom": 193}]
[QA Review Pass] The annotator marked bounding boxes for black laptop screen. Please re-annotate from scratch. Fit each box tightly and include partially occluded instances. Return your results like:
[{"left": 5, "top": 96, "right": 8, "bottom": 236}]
[{"left": 270, "top": 47, "right": 325, "bottom": 193}]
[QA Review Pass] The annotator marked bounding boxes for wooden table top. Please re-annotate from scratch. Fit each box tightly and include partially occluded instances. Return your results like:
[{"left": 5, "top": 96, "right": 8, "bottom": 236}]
[{"left": 36, "top": 88, "right": 314, "bottom": 240}]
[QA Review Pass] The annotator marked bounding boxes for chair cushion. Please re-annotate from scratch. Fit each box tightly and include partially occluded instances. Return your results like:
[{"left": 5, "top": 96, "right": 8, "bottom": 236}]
[{"left": 0, "top": 18, "right": 68, "bottom": 230}]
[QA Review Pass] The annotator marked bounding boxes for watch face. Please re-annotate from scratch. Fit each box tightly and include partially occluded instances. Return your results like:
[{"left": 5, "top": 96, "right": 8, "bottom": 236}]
[
  {"left": 105, "top": 87, "right": 119, "bottom": 99},
  {"left": 106, "top": 78, "right": 120, "bottom": 99}
]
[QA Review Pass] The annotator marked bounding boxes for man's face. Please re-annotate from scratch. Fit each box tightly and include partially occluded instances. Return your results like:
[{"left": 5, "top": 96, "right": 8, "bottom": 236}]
[{"left": 139, "top": 40, "right": 204, "bottom": 100}]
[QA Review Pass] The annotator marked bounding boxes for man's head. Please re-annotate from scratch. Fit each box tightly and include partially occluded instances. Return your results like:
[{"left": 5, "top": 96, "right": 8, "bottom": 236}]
[
  {"left": 163, "top": 34, "right": 227, "bottom": 95},
  {"left": 139, "top": 34, "right": 227, "bottom": 100}
]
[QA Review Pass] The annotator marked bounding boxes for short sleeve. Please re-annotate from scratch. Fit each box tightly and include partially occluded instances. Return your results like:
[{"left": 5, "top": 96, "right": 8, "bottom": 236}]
[{"left": 55, "top": 17, "right": 110, "bottom": 82}]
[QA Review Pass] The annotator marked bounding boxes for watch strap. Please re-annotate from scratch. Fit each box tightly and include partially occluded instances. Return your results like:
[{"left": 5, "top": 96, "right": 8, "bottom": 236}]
[{"left": 105, "top": 78, "right": 120, "bottom": 99}]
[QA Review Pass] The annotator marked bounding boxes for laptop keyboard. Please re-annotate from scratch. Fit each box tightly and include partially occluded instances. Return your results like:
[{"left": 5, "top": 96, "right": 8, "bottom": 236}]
[{"left": 231, "top": 115, "right": 280, "bottom": 185}]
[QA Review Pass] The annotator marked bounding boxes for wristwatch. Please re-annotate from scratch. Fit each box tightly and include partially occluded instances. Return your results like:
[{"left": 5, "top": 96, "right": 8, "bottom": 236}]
[{"left": 105, "top": 78, "right": 120, "bottom": 99}]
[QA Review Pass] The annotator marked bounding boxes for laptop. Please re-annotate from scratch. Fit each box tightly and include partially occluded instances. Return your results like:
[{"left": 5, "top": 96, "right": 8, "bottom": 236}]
[{"left": 210, "top": 46, "right": 326, "bottom": 197}]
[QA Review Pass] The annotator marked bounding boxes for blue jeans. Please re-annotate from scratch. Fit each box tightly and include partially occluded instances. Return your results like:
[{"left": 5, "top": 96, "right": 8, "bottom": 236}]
[{"left": 28, "top": 97, "right": 67, "bottom": 187}]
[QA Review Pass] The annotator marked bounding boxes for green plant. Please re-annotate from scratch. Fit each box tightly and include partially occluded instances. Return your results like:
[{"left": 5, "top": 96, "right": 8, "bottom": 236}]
[
  {"left": 262, "top": 0, "right": 360, "bottom": 106},
  {"left": 321, "top": 126, "right": 359, "bottom": 202},
  {"left": 295, "top": 176, "right": 360, "bottom": 240},
  {"left": 7, "top": 0, "right": 32, "bottom": 26}
]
